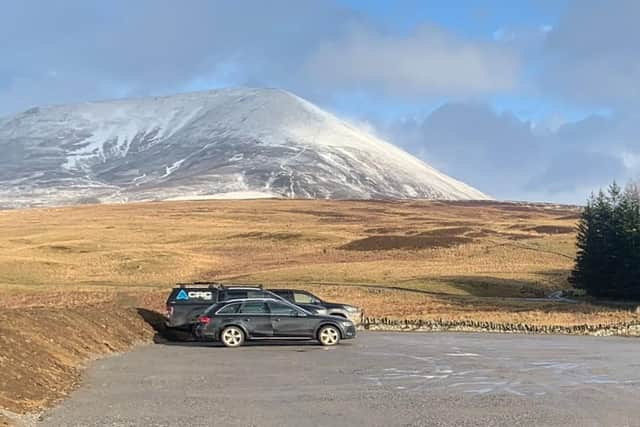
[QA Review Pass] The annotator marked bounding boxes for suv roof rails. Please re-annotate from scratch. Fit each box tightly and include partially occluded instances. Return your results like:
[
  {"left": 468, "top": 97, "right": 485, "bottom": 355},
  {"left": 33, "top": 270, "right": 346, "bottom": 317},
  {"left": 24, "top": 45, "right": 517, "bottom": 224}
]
[
  {"left": 219, "top": 283, "right": 263, "bottom": 290},
  {"left": 177, "top": 281, "right": 222, "bottom": 289},
  {"left": 224, "top": 297, "right": 279, "bottom": 303},
  {"left": 176, "top": 282, "right": 264, "bottom": 289}
]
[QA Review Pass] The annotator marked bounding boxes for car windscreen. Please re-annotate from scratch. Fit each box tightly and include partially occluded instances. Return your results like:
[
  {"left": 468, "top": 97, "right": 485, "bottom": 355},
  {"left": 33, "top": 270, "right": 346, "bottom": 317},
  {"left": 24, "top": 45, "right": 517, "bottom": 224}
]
[{"left": 292, "top": 292, "right": 322, "bottom": 305}]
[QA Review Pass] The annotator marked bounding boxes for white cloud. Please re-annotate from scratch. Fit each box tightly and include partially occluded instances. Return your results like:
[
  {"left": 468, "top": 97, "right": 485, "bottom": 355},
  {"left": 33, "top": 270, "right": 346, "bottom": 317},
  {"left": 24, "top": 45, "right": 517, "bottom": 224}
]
[
  {"left": 304, "top": 25, "right": 520, "bottom": 98},
  {"left": 379, "top": 103, "right": 638, "bottom": 203},
  {"left": 542, "top": 0, "right": 640, "bottom": 106},
  {"left": 0, "top": 0, "right": 362, "bottom": 115},
  {"left": 0, "top": 1, "right": 520, "bottom": 116}
]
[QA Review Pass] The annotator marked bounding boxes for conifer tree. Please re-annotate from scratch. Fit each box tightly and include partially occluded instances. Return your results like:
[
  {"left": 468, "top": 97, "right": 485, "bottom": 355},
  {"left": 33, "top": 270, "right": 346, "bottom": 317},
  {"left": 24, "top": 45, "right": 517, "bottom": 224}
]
[{"left": 570, "top": 182, "right": 640, "bottom": 299}]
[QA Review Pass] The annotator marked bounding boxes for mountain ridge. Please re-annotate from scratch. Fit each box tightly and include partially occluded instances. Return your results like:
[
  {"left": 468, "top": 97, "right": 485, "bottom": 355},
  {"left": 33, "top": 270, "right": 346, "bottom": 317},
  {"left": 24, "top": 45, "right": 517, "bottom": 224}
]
[{"left": 0, "top": 88, "right": 490, "bottom": 208}]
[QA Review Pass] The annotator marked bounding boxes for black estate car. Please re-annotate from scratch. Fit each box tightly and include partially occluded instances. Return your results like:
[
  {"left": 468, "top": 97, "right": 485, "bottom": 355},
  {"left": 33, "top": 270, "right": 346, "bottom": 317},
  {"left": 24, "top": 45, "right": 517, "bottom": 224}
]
[
  {"left": 194, "top": 298, "right": 356, "bottom": 347},
  {"left": 165, "top": 283, "right": 327, "bottom": 333}
]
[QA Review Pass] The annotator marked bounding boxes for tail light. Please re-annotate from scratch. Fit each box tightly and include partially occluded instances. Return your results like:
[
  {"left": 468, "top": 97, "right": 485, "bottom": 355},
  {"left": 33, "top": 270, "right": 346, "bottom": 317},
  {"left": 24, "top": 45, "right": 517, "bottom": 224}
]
[
  {"left": 165, "top": 305, "right": 174, "bottom": 318},
  {"left": 198, "top": 316, "right": 211, "bottom": 324}
]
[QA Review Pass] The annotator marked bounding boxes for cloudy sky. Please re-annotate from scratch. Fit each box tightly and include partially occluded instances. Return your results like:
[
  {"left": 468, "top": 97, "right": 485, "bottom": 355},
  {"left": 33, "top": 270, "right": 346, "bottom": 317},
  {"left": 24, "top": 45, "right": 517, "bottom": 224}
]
[{"left": 2, "top": 0, "right": 639, "bottom": 203}]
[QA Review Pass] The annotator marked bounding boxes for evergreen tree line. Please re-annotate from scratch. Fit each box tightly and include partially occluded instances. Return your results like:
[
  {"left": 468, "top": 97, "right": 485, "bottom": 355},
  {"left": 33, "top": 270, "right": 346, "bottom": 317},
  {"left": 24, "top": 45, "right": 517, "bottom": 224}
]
[{"left": 570, "top": 182, "right": 640, "bottom": 299}]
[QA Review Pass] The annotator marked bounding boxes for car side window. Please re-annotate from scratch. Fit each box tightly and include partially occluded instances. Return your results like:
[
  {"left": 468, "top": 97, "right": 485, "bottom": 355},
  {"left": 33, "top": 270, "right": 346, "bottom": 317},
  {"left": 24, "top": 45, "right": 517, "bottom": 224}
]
[
  {"left": 248, "top": 290, "right": 268, "bottom": 298},
  {"left": 268, "top": 302, "right": 299, "bottom": 316},
  {"left": 216, "top": 303, "right": 241, "bottom": 314},
  {"left": 238, "top": 302, "right": 269, "bottom": 314},
  {"left": 223, "top": 290, "right": 248, "bottom": 300},
  {"left": 293, "top": 292, "right": 320, "bottom": 305}
]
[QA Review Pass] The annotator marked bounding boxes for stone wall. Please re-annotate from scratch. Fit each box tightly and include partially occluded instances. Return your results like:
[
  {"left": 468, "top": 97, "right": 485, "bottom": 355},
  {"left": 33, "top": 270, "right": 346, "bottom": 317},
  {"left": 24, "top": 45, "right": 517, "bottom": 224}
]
[{"left": 361, "top": 317, "right": 640, "bottom": 337}]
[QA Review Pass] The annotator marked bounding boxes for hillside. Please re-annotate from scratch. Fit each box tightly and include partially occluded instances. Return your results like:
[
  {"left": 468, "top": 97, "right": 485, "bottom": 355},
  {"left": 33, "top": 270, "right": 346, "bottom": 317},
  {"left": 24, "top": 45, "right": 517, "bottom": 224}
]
[
  {"left": 0, "top": 199, "right": 592, "bottom": 312},
  {"left": 0, "top": 88, "right": 489, "bottom": 208}
]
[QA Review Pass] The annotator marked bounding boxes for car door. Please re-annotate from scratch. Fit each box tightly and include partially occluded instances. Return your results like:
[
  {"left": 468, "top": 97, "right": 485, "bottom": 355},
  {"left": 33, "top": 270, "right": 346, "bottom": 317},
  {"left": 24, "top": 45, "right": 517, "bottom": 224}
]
[
  {"left": 268, "top": 301, "right": 316, "bottom": 338},
  {"left": 237, "top": 301, "right": 273, "bottom": 338}
]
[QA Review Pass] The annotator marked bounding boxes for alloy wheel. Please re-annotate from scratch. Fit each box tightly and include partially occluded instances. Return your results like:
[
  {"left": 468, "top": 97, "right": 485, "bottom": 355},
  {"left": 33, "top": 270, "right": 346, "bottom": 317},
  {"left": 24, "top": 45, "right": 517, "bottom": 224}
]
[
  {"left": 319, "top": 326, "right": 340, "bottom": 346},
  {"left": 221, "top": 327, "right": 244, "bottom": 347}
]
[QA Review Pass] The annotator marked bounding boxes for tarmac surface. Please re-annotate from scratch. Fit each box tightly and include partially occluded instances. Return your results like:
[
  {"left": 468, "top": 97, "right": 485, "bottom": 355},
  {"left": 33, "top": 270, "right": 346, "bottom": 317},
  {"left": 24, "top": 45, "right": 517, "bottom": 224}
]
[{"left": 41, "top": 332, "right": 640, "bottom": 426}]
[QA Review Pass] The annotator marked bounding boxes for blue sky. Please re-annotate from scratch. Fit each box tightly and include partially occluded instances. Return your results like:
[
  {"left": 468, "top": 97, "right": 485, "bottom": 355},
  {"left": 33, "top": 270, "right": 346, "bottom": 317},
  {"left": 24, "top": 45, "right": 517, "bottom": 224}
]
[
  {"left": 325, "top": 0, "right": 585, "bottom": 123},
  {"left": 340, "top": 0, "right": 564, "bottom": 37},
  {"left": 1, "top": 0, "right": 639, "bottom": 203}
]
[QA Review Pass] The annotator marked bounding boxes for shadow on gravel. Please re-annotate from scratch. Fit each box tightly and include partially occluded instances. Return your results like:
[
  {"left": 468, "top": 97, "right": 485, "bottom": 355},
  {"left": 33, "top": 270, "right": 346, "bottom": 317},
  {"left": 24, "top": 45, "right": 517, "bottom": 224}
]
[
  {"left": 136, "top": 308, "right": 165, "bottom": 332},
  {"left": 154, "top": 340, "right": 325, "bottom": 348},
  {"left": 136, "top": 308, "right": 196, "bottom": 343}
]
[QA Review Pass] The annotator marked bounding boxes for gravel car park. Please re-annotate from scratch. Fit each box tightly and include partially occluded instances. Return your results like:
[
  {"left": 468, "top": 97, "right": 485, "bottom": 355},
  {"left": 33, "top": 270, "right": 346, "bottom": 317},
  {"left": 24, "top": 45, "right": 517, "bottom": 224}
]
[{"left": 194, "top": 298, "right": 357, "bottom": 347}]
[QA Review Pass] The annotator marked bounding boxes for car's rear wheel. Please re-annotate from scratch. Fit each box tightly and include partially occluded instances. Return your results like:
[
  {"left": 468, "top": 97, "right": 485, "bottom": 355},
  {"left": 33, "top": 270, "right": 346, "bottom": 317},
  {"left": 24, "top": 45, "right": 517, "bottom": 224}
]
[
  {"left": 221, "top": 326, "right": 245, "bottom": 347},
  {"left": 318, "top": 325, "right": 340, "bottom": 346}
]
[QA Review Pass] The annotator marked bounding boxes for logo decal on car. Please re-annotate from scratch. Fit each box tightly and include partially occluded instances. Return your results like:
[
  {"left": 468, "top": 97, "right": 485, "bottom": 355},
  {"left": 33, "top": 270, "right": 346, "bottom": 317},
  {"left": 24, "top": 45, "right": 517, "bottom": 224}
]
[
  {"left": 188, "top": 291, "right": 213, "bottom": 300},
  {"left": 175, "top": 290, "right": 213, "bottom": 300}
]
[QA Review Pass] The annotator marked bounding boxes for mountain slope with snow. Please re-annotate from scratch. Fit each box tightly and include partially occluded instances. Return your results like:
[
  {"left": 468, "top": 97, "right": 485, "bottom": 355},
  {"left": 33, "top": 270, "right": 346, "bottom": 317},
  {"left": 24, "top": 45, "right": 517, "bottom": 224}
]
[{"left": 0, "top": 88, "right": 490, "bottom": 207}]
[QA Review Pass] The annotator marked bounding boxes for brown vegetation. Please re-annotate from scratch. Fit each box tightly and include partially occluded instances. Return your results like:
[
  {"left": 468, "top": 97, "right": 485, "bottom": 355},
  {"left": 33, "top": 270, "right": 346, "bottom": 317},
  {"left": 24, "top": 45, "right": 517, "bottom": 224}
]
[
  {"left": 0, "top": 302, "right": 154, "bottom": 414},
  {"left": 1, "top": 199, "right": 638, "bottom": 415},
  {"left": 0, "top": 198, "right": 619, "bottom": 314},
  {"left": 529, "top": 225, "right": 576, "bottom": 234},
  {"left": 339, "top": 234, "right": 473, "bottom": 250}
]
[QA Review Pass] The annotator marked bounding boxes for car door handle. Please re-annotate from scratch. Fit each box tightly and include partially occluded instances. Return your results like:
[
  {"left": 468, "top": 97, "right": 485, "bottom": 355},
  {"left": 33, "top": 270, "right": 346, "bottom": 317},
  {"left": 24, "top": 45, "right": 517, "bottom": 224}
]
[
  {"left": 243, "top": 318, "right": 251, "bottom": 322},
  {"left": 273, "top": 318, "right": 280, "bottom": 322}
]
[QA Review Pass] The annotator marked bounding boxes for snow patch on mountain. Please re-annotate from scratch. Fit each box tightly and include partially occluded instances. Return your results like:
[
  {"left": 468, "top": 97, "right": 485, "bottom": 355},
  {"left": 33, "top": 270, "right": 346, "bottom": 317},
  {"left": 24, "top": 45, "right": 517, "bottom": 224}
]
[{"left": 0, "top": 88, "right": 490, "bottom": 208}]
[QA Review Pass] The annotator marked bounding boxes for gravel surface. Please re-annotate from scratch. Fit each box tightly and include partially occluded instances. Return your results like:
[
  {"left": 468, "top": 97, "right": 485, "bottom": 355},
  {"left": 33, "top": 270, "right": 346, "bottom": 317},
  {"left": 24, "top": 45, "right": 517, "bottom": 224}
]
[{"left": 40, "top": 332, "right": 640, "bottom": 426}]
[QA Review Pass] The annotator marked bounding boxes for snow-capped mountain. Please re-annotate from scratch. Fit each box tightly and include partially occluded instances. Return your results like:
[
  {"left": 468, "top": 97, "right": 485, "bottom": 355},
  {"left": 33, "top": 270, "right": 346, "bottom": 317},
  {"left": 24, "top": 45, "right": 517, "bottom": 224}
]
[{"left": 0, "top": 88, "right": 490, "bottom": 208}]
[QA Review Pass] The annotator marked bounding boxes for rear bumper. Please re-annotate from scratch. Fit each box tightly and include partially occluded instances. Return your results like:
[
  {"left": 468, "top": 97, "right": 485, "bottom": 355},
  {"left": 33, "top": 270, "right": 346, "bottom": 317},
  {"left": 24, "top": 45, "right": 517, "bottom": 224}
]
[{"left": 193, "top": 325, "right": 210, "bottom": 339}]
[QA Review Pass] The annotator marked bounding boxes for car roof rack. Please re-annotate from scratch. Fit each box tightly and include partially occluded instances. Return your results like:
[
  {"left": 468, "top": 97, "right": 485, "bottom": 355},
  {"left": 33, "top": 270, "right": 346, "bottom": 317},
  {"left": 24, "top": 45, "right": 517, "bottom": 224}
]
[
  {"left": 177, "top": 281, "right": 222, "bottom": 289},
  {"left": 224, "top": 297, "right": 278, "bottom": 303},
  {"left": 219, "top": 283, "right": 263, "bottom": 289},
  {"left": 176, "top": 282, "right": 264, "bottom": 289}
]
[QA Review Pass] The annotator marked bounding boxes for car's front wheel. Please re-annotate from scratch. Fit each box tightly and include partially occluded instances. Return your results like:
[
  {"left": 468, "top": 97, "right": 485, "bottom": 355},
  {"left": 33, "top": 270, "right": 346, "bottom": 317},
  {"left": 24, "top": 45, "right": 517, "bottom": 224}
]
[
  {"left": 318, "top": 325, "right": 340, "bottom": 346},
  {"left": 220, "top": 326, "right": 245, "bottom": 348}
]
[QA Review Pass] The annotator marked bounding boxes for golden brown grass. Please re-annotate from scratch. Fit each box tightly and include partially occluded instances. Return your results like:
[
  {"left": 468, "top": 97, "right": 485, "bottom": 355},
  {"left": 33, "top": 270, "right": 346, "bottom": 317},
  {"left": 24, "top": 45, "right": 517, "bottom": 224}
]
[
  {"left": 0, "top": 199, "right": 637, "bottom": 326},
  {"left": 0, "top": 200, "right": 575, "bottom": 287}
]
